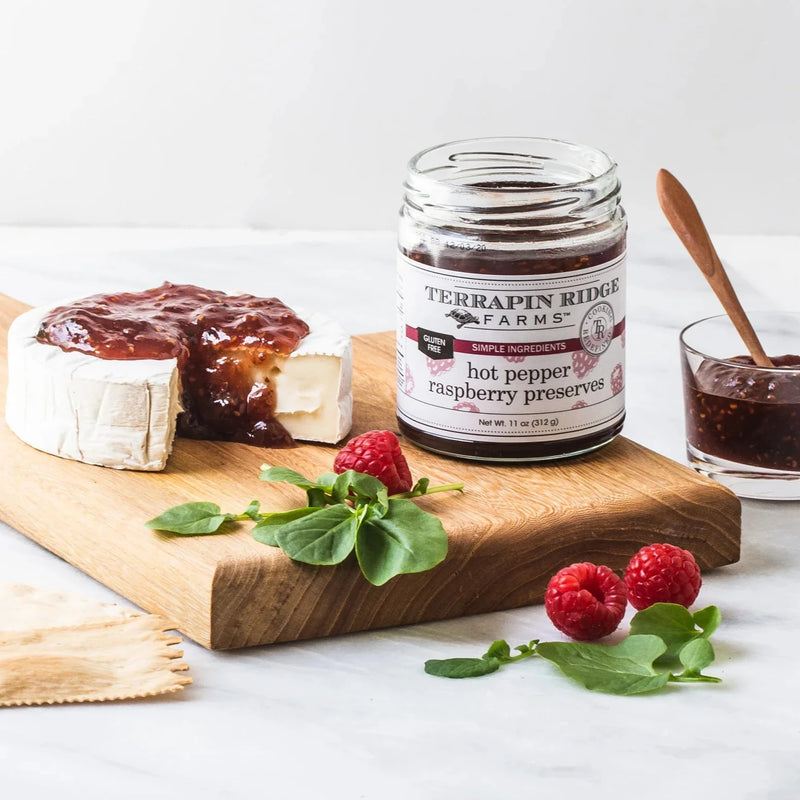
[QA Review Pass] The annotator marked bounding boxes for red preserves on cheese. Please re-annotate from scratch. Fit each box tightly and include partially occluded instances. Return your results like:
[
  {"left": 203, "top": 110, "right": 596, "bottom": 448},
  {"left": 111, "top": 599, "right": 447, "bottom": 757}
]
[{"left": 37, "top": 282, "right": 310, "bottom": 447}]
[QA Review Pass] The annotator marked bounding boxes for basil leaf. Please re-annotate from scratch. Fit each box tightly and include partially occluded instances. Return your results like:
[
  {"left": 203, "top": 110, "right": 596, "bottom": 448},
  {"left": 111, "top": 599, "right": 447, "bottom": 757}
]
[
  {"left": 629, "top": 603, "right": 703, "bottom": 661},
  {"left": 354, "top": 499, "right": 448, "bottom": 586},
  {"left": 252, "top": 507, "right": 320, "bottom": 546},
  {"left": 424, "top": 657, "right": 501, "bottom": 679},
  {"left": 274, "top": 505, "right": 357, "bottom": 565},
  {"left": 535, "top": 635, "right": 670, "bottom": 695},
  {"left": 145, "top": 502, "right": 230, "bottom": 535}
]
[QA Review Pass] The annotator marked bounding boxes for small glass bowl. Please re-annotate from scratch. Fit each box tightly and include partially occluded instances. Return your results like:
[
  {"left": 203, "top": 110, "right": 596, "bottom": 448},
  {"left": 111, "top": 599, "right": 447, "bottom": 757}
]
[{"left": 680, "top": 312, "right": 800, "bottom": 500}]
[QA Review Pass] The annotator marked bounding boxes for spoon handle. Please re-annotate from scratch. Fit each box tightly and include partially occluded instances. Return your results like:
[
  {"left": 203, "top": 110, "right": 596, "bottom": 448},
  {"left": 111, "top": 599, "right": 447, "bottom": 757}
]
[{"left": 656, "top": 169, "right": 774, "bottom": 368}]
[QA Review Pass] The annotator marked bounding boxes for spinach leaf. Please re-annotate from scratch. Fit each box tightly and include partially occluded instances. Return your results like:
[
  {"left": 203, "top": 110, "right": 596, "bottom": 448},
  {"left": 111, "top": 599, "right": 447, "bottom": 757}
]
[
  {"left": 273, "top": 504, "right": 358, "bottom": 565},
  {"left": 148, "top": 463, "right": 462, "bottom": 585},
  {"left": 252, "top": 507, "right": 320, "bottom": 546},
  {"left": 145, "top": 502, "right": 232, "bottom": 535},
  {"left": 535, "top": 635, "right": 671, "bottom": 696},
  {"left": 629, "top": 603, "right": 721, "bottom": 662},
  {"left": 424, "top": 657, "right": 502, "bottom": 679},
  {"left": 355, "top": 499, "right": 448, "bottom": 586}
]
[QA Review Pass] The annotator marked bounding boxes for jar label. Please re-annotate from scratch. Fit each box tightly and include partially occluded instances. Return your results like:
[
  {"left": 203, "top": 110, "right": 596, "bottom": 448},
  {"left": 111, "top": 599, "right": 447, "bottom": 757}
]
[{"left": 396, "top": 252, "right": 626, "bottom": 444}]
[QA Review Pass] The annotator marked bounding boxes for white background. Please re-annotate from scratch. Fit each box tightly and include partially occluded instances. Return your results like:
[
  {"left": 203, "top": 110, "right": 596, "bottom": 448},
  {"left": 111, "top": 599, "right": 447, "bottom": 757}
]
[{"left": 1, "top": 0, "right": 799, "bottom": 234}]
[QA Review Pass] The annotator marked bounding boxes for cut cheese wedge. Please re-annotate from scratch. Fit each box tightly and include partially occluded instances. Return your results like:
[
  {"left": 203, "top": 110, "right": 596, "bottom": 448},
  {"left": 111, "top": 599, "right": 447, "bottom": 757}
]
[{"left": 5, "top": 303, "right": 352, "bottom": 471}]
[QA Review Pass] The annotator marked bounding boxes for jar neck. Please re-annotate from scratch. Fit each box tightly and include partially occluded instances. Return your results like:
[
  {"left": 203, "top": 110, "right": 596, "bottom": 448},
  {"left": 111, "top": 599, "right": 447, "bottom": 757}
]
[{"left": 402, "top": 137, "right": 623, "bottom": 236}]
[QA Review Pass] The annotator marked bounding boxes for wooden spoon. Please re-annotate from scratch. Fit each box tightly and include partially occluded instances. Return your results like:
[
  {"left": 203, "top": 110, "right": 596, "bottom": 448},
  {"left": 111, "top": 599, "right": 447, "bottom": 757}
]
[{"left": 656, "top": 168, "right": 774, "bottom": 367}]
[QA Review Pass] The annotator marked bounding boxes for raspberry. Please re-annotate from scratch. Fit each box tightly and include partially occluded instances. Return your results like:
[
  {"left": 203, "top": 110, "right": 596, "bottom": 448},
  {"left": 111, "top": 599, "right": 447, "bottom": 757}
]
[
  {"left": 403, "top": 364, "right": 415, "bottom": 394},
  {"left": 610, "top": 363, "right": 624, "bottom": 394},
  {"left": 427, "top": 357, "right": 455, "bottom": 376},
  {"left": 333, "top": 430, "right": 413, "bottom": 495},
  {"left": 571, "top": 350, "right": 599, "bottom": 378},
  {"left": 624, "top": 543, "right": 702, "bottom": 610},
  {"left": 544, "top": 563, "right": 628, "bottom": 641}
]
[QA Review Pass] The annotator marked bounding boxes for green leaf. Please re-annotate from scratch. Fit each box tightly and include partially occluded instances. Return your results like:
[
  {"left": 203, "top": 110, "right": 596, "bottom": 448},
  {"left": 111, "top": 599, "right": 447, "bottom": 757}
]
[
  {"left": 678, "top": 637, "right": 716, "bottom": 675},
  {"left": 259, "top": 466, "right": 320, "bottom": 490},
  {"left": 354, "top": 499, "right": 448, "bottom": 586},
  {"left": 424, "top": 657, "right": 501, "bottom": 679},
  {"left": 274, "top": 505, "right": 357, "bottom": 565},
  {"left": 629, "top": 603, "right": 703, "bottom": 661},
  {"left": 368, "top": 493, "right": 390, "bottom": 519},
  {"left": 306, "top": 488, "right": 329, "bottom": 508},
  {"left": 252, "top": 526, "right": 278, "bottom": 547},
  {"left": 242, "top": 500, "right": 261, "bottom": 521},
  {"left": 145, "top": 502, "right": 230, "bottom": 535},
  {"left": 535, "top": 635, "right": 671, "bottom": 695},
  {"left": 693, "top": 605, "right": 722, "bottom": 638},
  {"left": 330, "top": 471, "right": 353, "bottom": 503},
  {"left": 484, "top": 639, "right": 511, "bottom": 661},
  {"left": 252, "top": 507, "right": 320, "bottom": 546},
  {"left": 407, "top": 477, "right": 430, "bottom": 497},
  {"left": 343, "top": 470, "right": 389, "bottom": 505}
]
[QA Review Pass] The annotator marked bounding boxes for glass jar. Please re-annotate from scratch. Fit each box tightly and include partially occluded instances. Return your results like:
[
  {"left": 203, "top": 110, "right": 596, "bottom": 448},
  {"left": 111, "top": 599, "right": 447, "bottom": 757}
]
[{"left": 396, "top": 136, "right": 627, "bottom": 461}]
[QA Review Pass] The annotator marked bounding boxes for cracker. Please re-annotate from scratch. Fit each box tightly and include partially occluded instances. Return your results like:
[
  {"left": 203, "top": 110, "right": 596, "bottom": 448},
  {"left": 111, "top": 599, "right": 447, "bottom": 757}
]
[{"left": 0, "top": 584, "right": 191, "bottom": 707}]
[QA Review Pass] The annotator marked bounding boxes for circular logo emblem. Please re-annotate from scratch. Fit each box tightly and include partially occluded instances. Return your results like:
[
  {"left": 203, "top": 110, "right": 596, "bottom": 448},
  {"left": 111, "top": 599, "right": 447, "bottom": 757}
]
[{"left": 580, "top": 302, "right": 615, "bottom": 356}]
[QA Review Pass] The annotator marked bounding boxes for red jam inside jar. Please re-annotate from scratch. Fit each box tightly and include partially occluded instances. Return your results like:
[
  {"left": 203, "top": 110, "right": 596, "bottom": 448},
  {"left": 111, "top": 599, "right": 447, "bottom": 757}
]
[
  {"left": 36, "top": 282, "right": 309, "bottom": 447},
  {"left": 683, "top": 354, "right": 800, "bottom": 472}
]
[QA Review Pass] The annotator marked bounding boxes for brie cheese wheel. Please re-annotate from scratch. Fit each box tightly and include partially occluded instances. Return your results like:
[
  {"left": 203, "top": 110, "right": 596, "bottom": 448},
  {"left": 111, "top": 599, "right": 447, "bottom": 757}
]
[{"left": 5, "top": 303, "right": 353, "bottom": 471}]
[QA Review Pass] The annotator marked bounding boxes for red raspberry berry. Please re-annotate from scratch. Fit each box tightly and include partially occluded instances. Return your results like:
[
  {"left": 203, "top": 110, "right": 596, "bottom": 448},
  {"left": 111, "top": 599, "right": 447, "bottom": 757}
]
[
  {"left": 333, "top": 430, "right": 413, "bottom": 495},
  {"left": 624, "top": 543, "right": 702, "bottom": 610},
  {"left": 544, "top": 563, "right": 628, "bottom": 641}
]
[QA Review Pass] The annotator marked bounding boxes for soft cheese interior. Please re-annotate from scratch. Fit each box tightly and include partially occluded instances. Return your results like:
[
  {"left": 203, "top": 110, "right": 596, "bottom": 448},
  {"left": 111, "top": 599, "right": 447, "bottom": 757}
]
[
  {"left": 273, "top": 308, "right": 353, "bottom": 445},
  {"left": 6, "top": 303, "right": 352, "bottom": 471}
]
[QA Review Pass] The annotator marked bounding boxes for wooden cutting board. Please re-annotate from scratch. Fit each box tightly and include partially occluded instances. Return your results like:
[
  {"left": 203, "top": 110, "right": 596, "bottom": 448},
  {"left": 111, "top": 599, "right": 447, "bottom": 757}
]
[{"left": 0, "top": 293, "right": 740, "bottom": 649}]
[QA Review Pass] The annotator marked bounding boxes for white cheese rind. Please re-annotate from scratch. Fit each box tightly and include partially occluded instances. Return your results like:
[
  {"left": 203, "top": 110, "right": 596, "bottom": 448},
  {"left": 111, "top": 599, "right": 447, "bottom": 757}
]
[
  {"left": 6, "top": 305, "right": 180, "bottom": 471},
  {"left": 5, "top": 302, "right": 353, "bottom": 471}
]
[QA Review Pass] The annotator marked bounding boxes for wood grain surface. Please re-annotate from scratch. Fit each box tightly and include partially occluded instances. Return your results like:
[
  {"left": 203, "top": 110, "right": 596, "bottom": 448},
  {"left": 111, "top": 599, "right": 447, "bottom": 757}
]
[{"left": 0, "top": 293, "right": 741, "bottom": 649}]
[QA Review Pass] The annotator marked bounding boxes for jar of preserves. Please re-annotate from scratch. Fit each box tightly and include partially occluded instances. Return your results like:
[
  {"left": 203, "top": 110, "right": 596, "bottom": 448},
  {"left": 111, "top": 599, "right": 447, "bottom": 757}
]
[{"left": 396, "top": 136, "right": 627, "bottom": 461}]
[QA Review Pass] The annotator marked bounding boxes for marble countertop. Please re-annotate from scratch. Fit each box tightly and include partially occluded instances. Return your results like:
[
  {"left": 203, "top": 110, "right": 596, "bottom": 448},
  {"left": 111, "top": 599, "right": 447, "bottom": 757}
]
[{"left": 1, "top": 227, "right": 798, "bottom": 799}]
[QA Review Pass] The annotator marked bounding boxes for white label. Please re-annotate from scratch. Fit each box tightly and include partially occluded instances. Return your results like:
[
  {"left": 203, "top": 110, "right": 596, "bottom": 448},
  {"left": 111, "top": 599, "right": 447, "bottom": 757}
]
[{"left": 396, "top": 251, "right": 626, "bottom": 444}]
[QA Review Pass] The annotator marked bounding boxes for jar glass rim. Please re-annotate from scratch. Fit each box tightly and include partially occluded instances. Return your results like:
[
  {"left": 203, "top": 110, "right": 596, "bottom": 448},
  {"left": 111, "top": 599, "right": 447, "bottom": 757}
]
[
  {"left": 406, "top": 136, "right": 618, "bottom": 195},
  {"left": 679, "top": 312, "right": 800, "bottom": 372}
]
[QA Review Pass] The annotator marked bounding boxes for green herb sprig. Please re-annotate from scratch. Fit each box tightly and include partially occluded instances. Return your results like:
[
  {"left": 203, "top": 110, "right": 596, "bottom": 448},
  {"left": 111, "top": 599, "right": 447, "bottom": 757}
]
[
  {"left": 424, "top": 603, "right": 722, "bottom": 695},
  {"left": 146, "top": 465, "right": 463, "bottom": 586}
]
